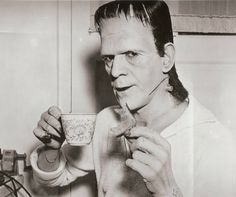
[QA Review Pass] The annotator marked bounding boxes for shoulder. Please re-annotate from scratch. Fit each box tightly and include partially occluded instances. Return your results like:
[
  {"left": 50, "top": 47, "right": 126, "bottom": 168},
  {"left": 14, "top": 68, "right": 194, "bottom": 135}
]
[
  {"left": 190, "top": 97, "right": 236, "bottom": 150},
  {"left": 188, "top": 96, "right": 231, "bottom": 142},
  {"left": 195, "top": 120, "right": 236, "bottom": 156},
  {"left": 190, "top": 97, "right": 236, "bottom": 155},
  {"left": 190, "top": 100, "right": 236, "bottom": 195},
  {"left": 192, "top": 100, "right": 236, "bottom": 183},
  {"left": 187, "top": 96, "right": 236, "bottom": 167}
]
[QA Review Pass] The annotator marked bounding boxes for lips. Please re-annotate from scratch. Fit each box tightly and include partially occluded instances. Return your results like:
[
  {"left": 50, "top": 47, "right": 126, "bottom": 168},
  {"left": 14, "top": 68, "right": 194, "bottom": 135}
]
[{"left": 114, "top": 85, "right": 133, "bottom": 92}]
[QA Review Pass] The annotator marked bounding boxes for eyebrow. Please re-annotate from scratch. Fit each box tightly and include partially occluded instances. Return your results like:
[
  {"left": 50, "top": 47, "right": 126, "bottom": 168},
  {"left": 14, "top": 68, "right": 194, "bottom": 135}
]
[
  {"left": 101, "top": 49, "right": 145, "bottom": 57},
  {"left": 101, "top": 54, "right": 114, "bottom": 59}
]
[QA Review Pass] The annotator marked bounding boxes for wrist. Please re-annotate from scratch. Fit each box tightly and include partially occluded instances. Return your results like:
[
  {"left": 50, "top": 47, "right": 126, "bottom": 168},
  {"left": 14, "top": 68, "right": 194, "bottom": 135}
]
[
  {"left": 37, "top": 146, "right": 61, "bottom": 171},
  {"left": 44, "top": 148, "right": 60, "bottom": 163}
]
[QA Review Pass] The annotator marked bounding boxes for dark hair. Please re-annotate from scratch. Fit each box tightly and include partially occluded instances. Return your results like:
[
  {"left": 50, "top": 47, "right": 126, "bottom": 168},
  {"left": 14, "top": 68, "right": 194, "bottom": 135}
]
[{"left": 95, "top": 0, "right": 188, "bottom": 102}]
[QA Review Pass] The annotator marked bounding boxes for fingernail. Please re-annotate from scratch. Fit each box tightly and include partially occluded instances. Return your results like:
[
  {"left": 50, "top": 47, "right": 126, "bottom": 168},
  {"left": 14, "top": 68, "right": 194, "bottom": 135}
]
[{"left": 125, "top": 159, "right": 132, "bottom": 166}]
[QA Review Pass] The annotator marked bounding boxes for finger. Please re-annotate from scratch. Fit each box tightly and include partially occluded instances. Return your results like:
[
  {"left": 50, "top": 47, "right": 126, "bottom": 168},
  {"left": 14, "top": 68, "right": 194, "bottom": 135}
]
[
  {"left": 33, "top": 127, "right": 51, "bottom": 144},
  {"left": 46, "top": 133, "right": 64, "bottom": 144},
  {"left": 119, "top": 103, "right": 135, "bottom": 122},
  {"left": 126, "top": 158, "right": 156, "bottom": 182},
  {"left": 127, "top": 127, "right": 170, "bottom": 151},
  {"left": 41, "top": 112, "right": 62, "bottom": 132},
  {"left": 110, "top": 119, "right": 135, "bottom": 137},
  {"left": 33, "top": 127, "right": 63, "bottom": 147},
  {"left": 130, "top": 137, "right": 168, "bottom": 163},
  {"left": 38, "top": 120, "right": 61, "bottom": 139},
  {"left": 48, "top": 106, "right": 62, "bottom": 120},
  {"left": 111, "top": 104, "right": 136, "bottom": 137},
  {"left": 132, "top": 150, "right": 163, "bottom": 172},
  {"left": 33, "top": 127, "right": 47, "bottom": 139}
]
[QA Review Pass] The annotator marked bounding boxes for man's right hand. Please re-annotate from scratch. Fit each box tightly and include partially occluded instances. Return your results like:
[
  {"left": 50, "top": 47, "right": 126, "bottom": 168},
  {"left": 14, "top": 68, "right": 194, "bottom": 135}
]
[{"left": 33, "top": 106, "right": 65, "bottom": 149}]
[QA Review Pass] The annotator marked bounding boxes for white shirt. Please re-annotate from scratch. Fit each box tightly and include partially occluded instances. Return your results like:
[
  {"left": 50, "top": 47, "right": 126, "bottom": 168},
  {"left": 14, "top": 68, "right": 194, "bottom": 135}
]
[{"left": 30, "top": 97, "right": 236, "bottom": 196}]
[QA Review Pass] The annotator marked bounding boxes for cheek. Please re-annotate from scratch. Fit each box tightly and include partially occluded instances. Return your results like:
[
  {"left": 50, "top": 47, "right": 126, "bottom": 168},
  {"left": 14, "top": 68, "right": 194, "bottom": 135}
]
[
  {"left": 134, "top": 58, "right": 163, "bottom": 89},
  {"left": 130, "top": 55, "right": 152, "bottom": 68},
  {"left": 147, "top": 57, "right": 163, "bottom": 80}
]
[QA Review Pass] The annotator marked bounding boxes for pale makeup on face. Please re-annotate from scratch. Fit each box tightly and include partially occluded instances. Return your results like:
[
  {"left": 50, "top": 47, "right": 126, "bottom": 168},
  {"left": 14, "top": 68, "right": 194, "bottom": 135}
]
[{"left": 100, "top": 15, "right": 166, "bottom": 110}]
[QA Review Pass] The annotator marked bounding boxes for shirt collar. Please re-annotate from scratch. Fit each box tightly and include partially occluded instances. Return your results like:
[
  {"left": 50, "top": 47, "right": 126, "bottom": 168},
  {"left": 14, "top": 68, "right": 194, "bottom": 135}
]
[{"left": 161, "top": 95, "right": 217, "bottom": 139}]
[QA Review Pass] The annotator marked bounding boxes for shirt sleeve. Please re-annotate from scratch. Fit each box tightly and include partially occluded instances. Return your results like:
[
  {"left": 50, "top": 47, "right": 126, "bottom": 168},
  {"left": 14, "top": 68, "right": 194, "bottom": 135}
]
[{"left": 30, "top": 144, "right": 94, "bottom": 187}]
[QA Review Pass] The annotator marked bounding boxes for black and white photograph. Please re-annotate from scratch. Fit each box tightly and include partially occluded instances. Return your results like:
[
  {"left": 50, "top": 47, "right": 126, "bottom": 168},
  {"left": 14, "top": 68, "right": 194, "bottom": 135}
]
[{"left": 0, "top": 0, "right": 236, "bottom": 196}]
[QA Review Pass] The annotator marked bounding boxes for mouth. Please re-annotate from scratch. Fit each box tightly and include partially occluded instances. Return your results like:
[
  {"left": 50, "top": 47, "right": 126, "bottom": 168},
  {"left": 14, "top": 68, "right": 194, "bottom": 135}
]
[{"left": 114, "top": 85, "right": 133, "bottom": 92}]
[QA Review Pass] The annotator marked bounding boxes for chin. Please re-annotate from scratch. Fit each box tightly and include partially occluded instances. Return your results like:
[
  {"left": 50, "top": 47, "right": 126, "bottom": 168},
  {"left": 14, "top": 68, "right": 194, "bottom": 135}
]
[{"left": 119, "top": 96, "right": 150, "bottom": 112}]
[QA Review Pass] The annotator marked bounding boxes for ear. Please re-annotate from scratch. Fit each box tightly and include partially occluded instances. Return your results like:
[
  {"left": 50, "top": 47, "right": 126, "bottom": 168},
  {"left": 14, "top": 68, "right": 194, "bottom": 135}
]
[{"left": 161, "top": 42, "right": 175, "bottom": 73}]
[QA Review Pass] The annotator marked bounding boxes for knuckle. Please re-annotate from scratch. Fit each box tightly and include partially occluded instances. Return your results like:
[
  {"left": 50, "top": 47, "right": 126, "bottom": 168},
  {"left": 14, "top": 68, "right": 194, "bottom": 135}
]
[
  {"left": 154, "top": 170, "right": 160, "bottom": 177},
  {"left": 137, "top": 137, "right": 144, "bottom": 147},
  {"left": 46, "top": 115, "right": 52, "bottom": 122},
  {"left": 33, "top": 127, "right": 45, "bottom": 138},
  {"left": 41, "top": 111, "right": 48, "bottom": 119},
  {"left": 146, "top": 173, "right": 156, "bottom": 182},
  {"left": 38, "top": 120, "right": 44, "bottom": 129},
  {"left": 40, "top": 112, "right": 45, "bottom": 118},
  {"left": 33, "top": 128, "right": 39, "bottom": 135},
  {"left": 153, "top": 166, "right": 162, "bottom": 176},
  {"left": 38, "top": 120, "right": 47, "bottom": 130},
  {"left": 48, "top": 105, "right": 57, "bottom": 112},
  {"left": 37, "top": 120, "right": 42, "bottom": 128},
  {"left": 132, "top": 151, "right": 139, "bottom": 159},
  {"left": 45, "top": 115, "right": 54, "bottom": 125},
  {"left": 48, "top": 108, "right": 54, "bottom": 116},
  {"left": 39, "top": 119, "right": 44, "bottom": 125},
  {"left": 45, "top": 123, "right": 51, "bottom": 132},
  {"left": 153, "top": 159, "right": 163, "bottom": 171},
  {"left": 48, "top": 106, "right": 61, "bottom": 118},
  {"left": 55, "top": 122, "right": 62, "bottom": 130}
]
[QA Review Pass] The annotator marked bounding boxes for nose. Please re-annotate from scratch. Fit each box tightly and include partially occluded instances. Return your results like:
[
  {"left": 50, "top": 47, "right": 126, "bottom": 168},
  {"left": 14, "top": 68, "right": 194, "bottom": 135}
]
[{"left": 110, "top": 55, "right": 127, "bottom": 79}]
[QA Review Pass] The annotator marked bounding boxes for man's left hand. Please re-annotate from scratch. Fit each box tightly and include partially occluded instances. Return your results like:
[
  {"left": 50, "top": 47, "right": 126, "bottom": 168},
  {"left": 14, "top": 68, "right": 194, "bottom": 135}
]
[{"left": 125, "top": 126, "right": 183, "bottom": 197}]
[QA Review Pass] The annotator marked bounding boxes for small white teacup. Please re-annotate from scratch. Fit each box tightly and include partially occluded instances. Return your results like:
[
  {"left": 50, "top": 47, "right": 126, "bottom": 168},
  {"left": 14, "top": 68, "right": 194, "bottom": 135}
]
[{"left": 61, "top": 113, "right": 96, "bottom": 146}]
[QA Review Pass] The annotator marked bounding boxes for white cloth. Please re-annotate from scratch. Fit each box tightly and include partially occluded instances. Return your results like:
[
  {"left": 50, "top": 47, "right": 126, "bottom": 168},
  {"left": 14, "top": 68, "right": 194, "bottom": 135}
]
[{"left": 30, "top": 96, "right": 236, "bottom": 196}]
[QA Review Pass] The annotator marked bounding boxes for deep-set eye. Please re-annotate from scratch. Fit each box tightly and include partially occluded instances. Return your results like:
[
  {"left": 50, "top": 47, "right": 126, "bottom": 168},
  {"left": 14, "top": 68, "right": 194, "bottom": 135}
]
[
  {"left": 101, "top": 55, "right": 114, "bottom": 65},
  {"left": 125, "top": 51, "right": 141, "bottom": 65},
  {"left": 126, "top": 51, "right": 138, "bottom": 58}
]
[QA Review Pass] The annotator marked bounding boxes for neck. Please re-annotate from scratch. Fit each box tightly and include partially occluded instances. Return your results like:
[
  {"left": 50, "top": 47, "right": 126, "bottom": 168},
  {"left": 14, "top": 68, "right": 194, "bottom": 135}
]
[{"left": 133, "top": 90, "right": 188, "bottom": 133}]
